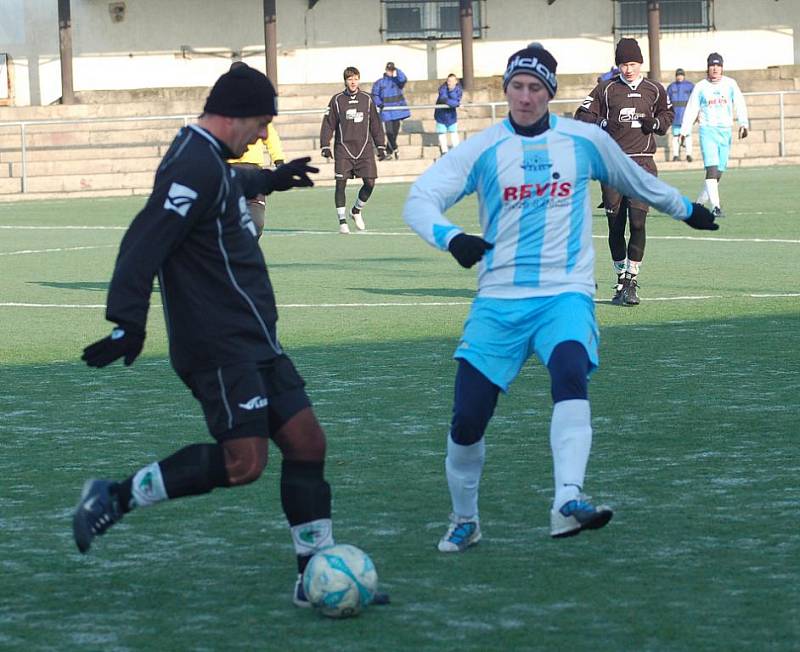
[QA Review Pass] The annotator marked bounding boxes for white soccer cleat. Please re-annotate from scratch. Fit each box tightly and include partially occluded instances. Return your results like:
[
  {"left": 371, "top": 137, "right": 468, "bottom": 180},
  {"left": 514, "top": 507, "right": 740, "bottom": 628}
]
[
  {"left": 550, "top": 495, "right": 613, "bottom": 538},
  {"left": 338, "top": 221, "right": 351, "bottom": 234},
  {"left": 349, "top": 209, "right": 366, "bottom": 231},
  {"left": 437, "top": 514, "right": 481, "bottom": 552}
]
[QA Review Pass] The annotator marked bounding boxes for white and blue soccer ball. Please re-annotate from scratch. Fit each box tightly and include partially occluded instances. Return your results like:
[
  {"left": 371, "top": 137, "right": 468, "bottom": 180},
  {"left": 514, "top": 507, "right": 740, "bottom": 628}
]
[{"left": 302, "top": 544, "right": 378, "bottom": 618}]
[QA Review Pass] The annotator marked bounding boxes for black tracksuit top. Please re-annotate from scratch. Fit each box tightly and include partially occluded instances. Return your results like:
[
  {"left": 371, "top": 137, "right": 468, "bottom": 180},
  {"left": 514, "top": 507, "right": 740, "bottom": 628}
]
[{"left": 106, "top": 124, "right": 284, "bottom": 375}]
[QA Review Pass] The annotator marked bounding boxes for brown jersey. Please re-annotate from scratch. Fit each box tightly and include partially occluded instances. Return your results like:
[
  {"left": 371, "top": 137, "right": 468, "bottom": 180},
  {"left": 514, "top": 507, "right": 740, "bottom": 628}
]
[
  {"left": 320, "top": 88, "right": 386, "bottom": 160},
  {"left": 574, "top": 76, "right": 673, "bottom": 159}
]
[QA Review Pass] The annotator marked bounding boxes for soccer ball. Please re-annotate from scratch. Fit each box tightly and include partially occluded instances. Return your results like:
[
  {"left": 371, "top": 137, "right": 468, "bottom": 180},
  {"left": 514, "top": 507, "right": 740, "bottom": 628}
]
[{"left": 302, "top": 544, "right": 378, "bottom": 618}]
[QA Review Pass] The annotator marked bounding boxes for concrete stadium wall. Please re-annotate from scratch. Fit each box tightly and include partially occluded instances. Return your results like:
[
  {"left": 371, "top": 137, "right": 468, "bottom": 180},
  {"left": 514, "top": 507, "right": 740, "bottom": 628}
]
[{"left": 1, "top": 0, "right": 799, "bottom": 106}]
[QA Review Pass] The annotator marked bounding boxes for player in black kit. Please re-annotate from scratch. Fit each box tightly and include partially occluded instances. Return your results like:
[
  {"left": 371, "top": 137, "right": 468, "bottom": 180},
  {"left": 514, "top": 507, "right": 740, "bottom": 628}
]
[
  {"left": 72, "top": 64, "right": 388, "bottom": 608},
  {"left": 576, "top": 38, "right": 674, "bottom": 305}
]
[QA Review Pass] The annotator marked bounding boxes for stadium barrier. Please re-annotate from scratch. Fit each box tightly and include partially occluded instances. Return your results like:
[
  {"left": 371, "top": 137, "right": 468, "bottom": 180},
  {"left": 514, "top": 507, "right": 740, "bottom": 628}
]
[{"left": 0, "top": 91, "right": 798, "bottom": 194}]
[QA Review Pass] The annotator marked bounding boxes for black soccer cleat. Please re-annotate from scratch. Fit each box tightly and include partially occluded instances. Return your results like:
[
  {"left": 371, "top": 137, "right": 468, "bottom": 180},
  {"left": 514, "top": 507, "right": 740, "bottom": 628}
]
[
  {"left": 711, "top": 206, "right": 724, "bottom": 219},
  {"left": 72, "top": 479, "right": 123, "bottom": 553},
  {"left": 622, "top": 277, "right": 640, "bottom": 305},
  {"left": 611, "top": 276, "right": 627, "bottom": 306}
]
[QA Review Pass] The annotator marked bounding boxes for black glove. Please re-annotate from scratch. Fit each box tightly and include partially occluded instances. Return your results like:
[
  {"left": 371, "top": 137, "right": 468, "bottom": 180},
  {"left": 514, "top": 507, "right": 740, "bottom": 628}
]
[
  {"left": 738, "top": 126, "right": 748, "bottom": 139},
  {"left": 684, "top": 203, "right": 720, "bottom": 231},
  {"left": 320, "top": 147, "right": 333, "bottom": 159},
  {"left": 448, "top": 233, "right": 494, "bottom": 268},
  {"left": 273, "top": 159, "right": 284, "bottom": 167},
  {"left": 272, "top": 157, "right": 319, "bottom": 191},
  {"left": 639, "top": 116, "right": 658, "bottom": 135},
  {"left": 376, "top": 146, "right": 388, "bottom": 161},
  {"left": 82, "top": 324, "right": 145, "bottom": 368}
]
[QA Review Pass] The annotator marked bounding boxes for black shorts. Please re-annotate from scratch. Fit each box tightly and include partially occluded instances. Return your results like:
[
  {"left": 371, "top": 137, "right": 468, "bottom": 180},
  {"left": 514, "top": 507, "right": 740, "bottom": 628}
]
[
  {"left": 334, "top": 155, "right": 377, "bottom": 180},
  {"left": 601, "top": 156, "right": 657, "bottom": 214},
  {"left": 181, "top": 355, "right": 311, "bottom": 441}
]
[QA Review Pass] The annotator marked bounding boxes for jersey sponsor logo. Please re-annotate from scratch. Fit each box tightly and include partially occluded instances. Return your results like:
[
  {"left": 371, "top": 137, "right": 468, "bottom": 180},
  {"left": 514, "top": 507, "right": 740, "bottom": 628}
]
[
  {"left": 239, "top": 395, "right": 268, "bottom": 410},
  {"left": 238, "top": 196, "right": 258, "bottom": 237},
  {"left": 163, "top": 182, "right": 198, "bottom": 218},
  {"left": 503, "top": 181, "right": 572, "bottom": 201},
  {"left": 627, "top": 93, "right": 642, "bottom": 98},
  {"left": 345, "top": 107, "right": 364, "bottom": 123}
]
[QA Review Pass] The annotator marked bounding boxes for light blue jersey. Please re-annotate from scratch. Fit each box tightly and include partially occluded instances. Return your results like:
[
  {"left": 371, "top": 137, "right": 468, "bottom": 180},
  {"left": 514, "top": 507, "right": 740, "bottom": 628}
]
[
  {"left": 680, "top": 77, "right": 749, "bottom": 134},
  {"left": 404, "top": 115, "right": 693, "bottom": 300}
]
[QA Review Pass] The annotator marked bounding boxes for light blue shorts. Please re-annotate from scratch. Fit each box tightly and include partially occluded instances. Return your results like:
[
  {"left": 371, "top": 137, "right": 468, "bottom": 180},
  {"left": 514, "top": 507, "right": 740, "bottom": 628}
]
[
  {"left": 454, "top": 293, "right": 599, "bottom": 393},
  {"left": 699, "top": 125, "right": 732, "bottom": 171},
  {"left": 671, "top": 125, "right": 681, "bottom": 137},
  {"left": 435, "top": 122, "right": 458, "bottom": 134}
]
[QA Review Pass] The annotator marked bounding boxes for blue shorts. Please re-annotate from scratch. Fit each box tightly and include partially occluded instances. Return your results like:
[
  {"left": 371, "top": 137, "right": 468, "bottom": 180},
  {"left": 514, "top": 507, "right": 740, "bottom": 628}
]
[
  {"left": 435, "top": 122, "right": 458, "bottom": 134},
  {"left": 699, "top": 125, "right": 732, "bottom": 171},
  {"left": 454, "top": 293, "right": 599, "bottom": 393}
]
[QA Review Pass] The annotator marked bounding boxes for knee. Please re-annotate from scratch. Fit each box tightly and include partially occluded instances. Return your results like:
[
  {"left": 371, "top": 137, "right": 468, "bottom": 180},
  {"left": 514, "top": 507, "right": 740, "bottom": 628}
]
[
  {"left": 223, "top": 440, "right": 268, "bottom": 486},
  {"left": 451, "top": 401, "right": 493, "bottom": 446},
  {"left": 548, "top": 341, "right": 590, "bottom": 403},
  {"left": 628, "top": 211, "right": 646, "bottom": 232}
]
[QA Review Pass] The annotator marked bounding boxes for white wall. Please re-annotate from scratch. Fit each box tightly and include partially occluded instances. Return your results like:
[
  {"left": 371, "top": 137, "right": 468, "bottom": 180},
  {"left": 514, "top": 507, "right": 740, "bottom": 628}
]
[{"left": 0, "top": 0, "right": 797, "bottom": 106}]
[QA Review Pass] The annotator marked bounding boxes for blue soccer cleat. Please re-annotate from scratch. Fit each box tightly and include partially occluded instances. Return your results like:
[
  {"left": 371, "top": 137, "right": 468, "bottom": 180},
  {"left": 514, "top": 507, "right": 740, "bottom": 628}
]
[
  {"left": 550, "top": 495, "right": 613, "bottom": 538},
  {"left": 72, "top": 479, "right": 123, "bottom": 553},
  {"left": 437, "top": 514, "right": 482, "bottom": 552}
]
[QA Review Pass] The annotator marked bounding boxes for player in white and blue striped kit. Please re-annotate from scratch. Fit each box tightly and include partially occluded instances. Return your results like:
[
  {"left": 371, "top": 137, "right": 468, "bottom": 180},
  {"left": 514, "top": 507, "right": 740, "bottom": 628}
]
[
  {"left": 680, "top": 52, "right": 749, "bottom": 217},
  {"left": 403, "top": 43, "right": 720, "bottom": 552}
]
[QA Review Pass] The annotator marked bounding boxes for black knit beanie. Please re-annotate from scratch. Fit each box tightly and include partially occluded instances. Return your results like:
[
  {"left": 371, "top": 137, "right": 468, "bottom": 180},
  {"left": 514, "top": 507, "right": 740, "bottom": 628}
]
[
  {"left": 203, "top": 64, "right": 278, "bottom": 117},
  {"left": 503, "top": 42, "right": 558, "bottom": 97},
  {"left": 615, "top": 38, "right": 644, "bottom": 65}
]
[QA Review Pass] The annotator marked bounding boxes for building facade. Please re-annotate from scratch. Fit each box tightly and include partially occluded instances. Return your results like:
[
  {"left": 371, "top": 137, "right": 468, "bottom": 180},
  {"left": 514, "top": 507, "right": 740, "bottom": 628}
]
[{"left": 1, "top": 0, "right": 798, "bottom": 106}]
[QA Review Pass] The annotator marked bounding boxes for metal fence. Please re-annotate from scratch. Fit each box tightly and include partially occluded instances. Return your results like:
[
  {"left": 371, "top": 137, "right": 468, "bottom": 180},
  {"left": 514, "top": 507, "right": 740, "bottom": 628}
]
[{"left": 1, "top": 90, "right": 797, "bottom": 193}]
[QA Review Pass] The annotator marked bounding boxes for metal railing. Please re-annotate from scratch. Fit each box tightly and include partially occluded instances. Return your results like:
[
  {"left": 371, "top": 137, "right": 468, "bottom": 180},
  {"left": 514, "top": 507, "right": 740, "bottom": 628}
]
[{"left": 1, "top": 90, "right": 797, "bottom": 193}]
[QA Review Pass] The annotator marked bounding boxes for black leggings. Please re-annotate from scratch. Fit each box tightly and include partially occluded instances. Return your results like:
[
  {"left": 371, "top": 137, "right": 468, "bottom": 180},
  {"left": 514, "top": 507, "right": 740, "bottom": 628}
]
[
  {"left": 607, "top": 200, "right": 647, "bottom": 263},
  {"left": 334, "top": 178, "right": 375, "bottom": 208}
]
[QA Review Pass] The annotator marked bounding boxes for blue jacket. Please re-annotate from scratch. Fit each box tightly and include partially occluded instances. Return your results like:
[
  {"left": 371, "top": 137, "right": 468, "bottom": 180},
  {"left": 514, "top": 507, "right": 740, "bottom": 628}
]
[
  {"left": 667, "top": 79, "right": 695, "bottom": 124},
  {"left": 372, "top": 70, "right": 411, "bottom": 122},
  {"left": 434, "top": 82, "right": 462, "bottom": 127}
]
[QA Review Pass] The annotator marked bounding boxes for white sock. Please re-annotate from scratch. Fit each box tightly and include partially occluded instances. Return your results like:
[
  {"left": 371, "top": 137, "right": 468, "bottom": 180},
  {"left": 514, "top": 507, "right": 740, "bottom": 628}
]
[
  {"left": 613, "top": 259, "right": 626, "bottom": 285},
  {"left": 290, "top": 518, "right": 334, "bottom": 556},
  {"left": 336, "top": 206, "right": 346, "bottom": 222},
  {"left": 438, "top": 132, "right": 449, "bottom": 153},
  {"left": 671, "top": 135, "right": 680, "bottom": 156},
  {"left": 353, "top": 198, "right": 366, "bottom": 213},
  {"left": 450, "top": 131, "right": 460, "bottom": 147},
  {"left": 684, "top": 134, "right": 693, "bottom": 157},
  {"left": 705, "top": 178, "right": 721, "bottom": 209},
  {"left": 131, "top": 462, "right": 168, "bottom": 508},
  {"left": 696, "top": 186, "right": 709, "bottom": 205},
  {"left": 550, "top": 399, "right": 592, "bottom": 509},
  {"left": 445, "top": 433, "right": 485, "bottom": 520},
  {"left": 627, "top": 259, "right": 641, "bottom": 276}
]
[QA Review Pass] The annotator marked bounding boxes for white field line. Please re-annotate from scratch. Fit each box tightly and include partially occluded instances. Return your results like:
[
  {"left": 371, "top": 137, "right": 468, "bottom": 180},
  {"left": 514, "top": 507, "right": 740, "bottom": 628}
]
[
  {"left": 2, "top": 294, "right": 798, "bottom": 309},
  {"left": 0, "top": 245, "right": 116, "bottom": 256}
]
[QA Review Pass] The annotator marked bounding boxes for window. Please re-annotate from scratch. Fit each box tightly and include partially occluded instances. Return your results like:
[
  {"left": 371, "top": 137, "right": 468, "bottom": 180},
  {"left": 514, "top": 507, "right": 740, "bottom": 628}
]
[
  {"left": 615, "top": 0, "right": 712, "bottom": 35},
  {"left": 382, "top": 1, "right": 482, "bottom": 40}
]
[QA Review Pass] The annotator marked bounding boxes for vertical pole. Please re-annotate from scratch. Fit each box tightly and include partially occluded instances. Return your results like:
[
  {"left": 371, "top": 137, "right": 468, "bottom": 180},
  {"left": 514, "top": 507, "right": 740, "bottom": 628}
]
[
  {"left": 647, "top": 0, "right": 661, "bottom": 82},
  {"left": 20, "top": 123, "right": 27, "bottom": 193},
  {"left": 58, "top": 0, "right": 75, "bottom": 104},
  {"left": 263, "top": 0, "right": 278, "bottom": 85},
  {"left": 779, "top": 92, "right": 785, "bottom": 157},
  {"left": 459, "top": 0, "right": 474, "bottom": 91}
]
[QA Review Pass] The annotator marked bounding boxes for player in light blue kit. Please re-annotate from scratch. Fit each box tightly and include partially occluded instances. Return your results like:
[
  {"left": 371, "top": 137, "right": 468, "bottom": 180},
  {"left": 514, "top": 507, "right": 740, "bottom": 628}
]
[
  {"left": 680, "top": 53, "right": 749, "bottom": 217},
  {"left": 403, "top": 43, "right": 720, "bottom": 552}
]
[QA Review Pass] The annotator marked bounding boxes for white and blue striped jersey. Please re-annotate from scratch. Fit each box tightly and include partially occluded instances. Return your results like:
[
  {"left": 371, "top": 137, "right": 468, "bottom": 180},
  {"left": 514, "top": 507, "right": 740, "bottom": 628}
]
[
  {"left": 403, "top": 115, "right": 693, "bottom": 299},
  {"left": 680, "top": 77, "right": 749, "bottom": 134}
]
